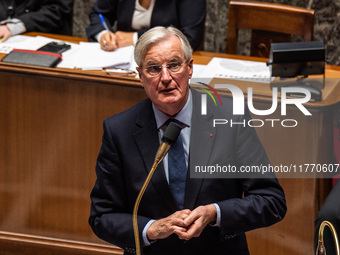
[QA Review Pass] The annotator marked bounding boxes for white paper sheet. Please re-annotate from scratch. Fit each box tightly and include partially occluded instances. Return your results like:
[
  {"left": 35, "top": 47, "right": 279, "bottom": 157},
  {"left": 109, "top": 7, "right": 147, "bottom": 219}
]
[
  {"left": 58, "top": 42, "right": 134, "bottom": 69},
  {"left": 192, "top": 57, "right": 272, "bottom": 83},
  {"left": 1, "top": 35, "right": 135, "bottom": 70}
]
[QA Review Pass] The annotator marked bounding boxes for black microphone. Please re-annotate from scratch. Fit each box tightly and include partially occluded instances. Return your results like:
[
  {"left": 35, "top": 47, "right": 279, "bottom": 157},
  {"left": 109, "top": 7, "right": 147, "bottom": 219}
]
[
  {"left": 133, "top": 120, "right": 182, "bottom": 255},
  {"left": 154, "top": 120, "right": 182, "bottom": 164}
]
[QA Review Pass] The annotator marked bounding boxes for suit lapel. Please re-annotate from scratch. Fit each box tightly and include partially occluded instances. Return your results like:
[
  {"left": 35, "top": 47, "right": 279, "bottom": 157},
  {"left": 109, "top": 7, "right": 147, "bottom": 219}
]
[
  {"left": 133, "top": 100, "right": 178, "bottom": 212},
  {"left": 184, "top": 88, "right": 216, "bottom": 209},
  {"left": 132, "top": 89, "right": 216, "bottom": 211}
]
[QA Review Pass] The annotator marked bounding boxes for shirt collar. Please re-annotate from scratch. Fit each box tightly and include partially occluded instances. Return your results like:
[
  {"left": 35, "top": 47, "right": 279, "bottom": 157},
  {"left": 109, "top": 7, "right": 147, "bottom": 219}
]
[{"left": 152, "top": 89, "right": 192, "bottom": 130}]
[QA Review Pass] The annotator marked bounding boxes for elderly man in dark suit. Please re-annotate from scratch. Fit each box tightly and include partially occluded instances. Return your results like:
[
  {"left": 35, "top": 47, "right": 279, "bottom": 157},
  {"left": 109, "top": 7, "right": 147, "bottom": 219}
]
[{"left": 89, "top": 26, "right": 287, "bottom": 255}]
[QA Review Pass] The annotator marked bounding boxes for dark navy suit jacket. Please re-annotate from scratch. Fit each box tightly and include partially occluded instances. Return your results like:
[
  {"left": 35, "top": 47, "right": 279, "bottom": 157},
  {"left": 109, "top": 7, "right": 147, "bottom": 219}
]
[
  {"left": 89, "top": 88, "right": 287, "bottom": 255},
  {"left": 86, "top": 0, "right": 206, "bottom": 50},
  {"left": 0, "top": 0, "right": 73, "bottom": 35}
]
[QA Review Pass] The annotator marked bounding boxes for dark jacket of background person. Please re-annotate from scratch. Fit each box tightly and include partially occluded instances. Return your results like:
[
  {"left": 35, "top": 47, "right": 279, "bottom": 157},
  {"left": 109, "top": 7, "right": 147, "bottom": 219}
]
[
  {"left": 314, "top": 180, "right": 340, "bottom": 255},
  {"left": 86, "top": 0, "right": 206, "bottom": 50},
  {"left": 0, "top": 0, "right": 74, "bottom": 35}
]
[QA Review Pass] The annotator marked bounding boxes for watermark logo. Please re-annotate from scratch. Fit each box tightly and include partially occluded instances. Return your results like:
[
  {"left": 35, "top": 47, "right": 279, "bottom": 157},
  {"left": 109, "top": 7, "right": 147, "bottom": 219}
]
[
  {"left": 196, "top": 82, "right": 222, "bottom": 115},
  {"left": 200, "top": 84, "right": 312, "bottom": 116},
  {"left": 198, "top": 83, "right": 313, "bottom": 128}
]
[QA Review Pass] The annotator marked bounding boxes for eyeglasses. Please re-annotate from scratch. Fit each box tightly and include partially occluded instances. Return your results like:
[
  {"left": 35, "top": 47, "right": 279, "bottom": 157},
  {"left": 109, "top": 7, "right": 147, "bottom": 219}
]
[{"left": 142, "top": 61, "right": 188, "bottom": 77}]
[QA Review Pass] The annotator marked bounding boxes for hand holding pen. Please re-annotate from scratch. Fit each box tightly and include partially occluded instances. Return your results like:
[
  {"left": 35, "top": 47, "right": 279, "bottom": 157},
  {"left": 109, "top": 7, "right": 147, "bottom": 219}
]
[{"left": 98, "top": 14, "right": 117, "bottom": 51}]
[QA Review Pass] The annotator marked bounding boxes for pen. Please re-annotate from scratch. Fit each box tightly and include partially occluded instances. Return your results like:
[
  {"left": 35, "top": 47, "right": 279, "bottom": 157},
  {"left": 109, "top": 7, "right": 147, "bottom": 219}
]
[{"left": 99, "top": 13, "right": 110, "bottom": 31}]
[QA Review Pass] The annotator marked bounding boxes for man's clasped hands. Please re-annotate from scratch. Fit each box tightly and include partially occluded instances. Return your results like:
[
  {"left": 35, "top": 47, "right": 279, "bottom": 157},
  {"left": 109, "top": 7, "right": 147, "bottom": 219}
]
[{"left": 146, "top": 204, "right": 217, "bottom": 242}]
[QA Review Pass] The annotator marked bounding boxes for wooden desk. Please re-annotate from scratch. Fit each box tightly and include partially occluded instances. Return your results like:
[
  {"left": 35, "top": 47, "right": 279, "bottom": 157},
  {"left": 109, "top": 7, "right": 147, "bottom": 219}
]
[{"left": 0, "top": 33, "right": 339, "bottom": 255}]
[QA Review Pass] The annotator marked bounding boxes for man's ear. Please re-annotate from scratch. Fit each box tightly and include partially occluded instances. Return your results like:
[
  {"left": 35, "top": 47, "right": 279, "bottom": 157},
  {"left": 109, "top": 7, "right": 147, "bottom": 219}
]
[
  {"left": 136, "top": 67, "right": 144, "bottom": 87},
  {"left": 136, "top": 66, "right": 141, "bottom": 75},
  {"left": 187, "top": 58, "right": 194, "bottom": 79}
]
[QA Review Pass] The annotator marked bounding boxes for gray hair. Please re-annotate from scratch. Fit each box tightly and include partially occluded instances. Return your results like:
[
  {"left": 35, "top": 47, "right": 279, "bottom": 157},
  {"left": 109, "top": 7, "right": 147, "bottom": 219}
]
[{"left": 134, "top": 26, "right": 192, "bottom": 67}]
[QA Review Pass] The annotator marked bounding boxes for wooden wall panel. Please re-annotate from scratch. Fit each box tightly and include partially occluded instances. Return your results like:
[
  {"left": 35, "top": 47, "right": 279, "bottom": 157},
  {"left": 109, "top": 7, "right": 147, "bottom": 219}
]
[{"left": 0, "top": 67, "right": 147, "bottom": 253}]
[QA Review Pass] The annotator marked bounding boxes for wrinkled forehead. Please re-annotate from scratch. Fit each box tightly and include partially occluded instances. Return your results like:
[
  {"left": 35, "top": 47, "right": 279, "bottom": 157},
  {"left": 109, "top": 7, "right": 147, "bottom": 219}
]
[{"left": 143, "top": 35, "right": 185, "bottom": 65}]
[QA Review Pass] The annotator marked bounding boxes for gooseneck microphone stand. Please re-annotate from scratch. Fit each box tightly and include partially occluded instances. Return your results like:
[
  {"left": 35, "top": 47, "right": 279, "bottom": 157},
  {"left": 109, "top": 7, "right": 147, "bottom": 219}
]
[
  {"left": 132, "top": 121, "right": 182, "bottom": 255},
  {"left": 316, "top": 220, "right": 340, "bottom": 255}
]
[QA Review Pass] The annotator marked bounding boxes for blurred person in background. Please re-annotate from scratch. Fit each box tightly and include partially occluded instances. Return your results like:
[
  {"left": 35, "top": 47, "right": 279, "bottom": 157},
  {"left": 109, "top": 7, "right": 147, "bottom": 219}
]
[
  {"left": 0, "top": 0, "right": 74, "bottom": 42},
  {"left": 86, "top": 0, "right": 206, "bottom": 51}
]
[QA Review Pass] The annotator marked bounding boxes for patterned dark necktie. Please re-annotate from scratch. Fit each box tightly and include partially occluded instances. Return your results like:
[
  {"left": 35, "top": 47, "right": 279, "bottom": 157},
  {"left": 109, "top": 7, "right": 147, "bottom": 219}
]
[{"left": 167, "top": 121, "right": 187, "bottom": 209}]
